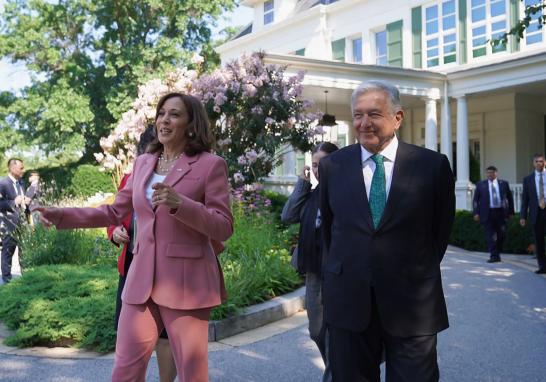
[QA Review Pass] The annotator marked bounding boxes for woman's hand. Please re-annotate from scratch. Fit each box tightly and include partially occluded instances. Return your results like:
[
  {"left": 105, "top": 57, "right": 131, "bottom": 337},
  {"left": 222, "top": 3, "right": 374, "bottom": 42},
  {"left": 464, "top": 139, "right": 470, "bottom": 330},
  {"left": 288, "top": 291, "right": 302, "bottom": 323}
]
[
  {"left": 32, "top": 207, "right": 62, "bottom": 228},
  {"left": 151, "top": 183, "right": 182, "bottom": 211},
  {"left": 112, "top": 226, "right": 130, "bottom": 244}
]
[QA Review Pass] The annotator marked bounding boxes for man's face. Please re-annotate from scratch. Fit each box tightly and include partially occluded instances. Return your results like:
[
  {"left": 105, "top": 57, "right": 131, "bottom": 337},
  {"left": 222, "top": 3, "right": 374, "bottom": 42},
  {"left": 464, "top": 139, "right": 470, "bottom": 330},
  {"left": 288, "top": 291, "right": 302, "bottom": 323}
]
[
  {"left": 9, "top": 160, "right": 24, "bottom": 179},
  {"left": 534, "top": 156, "right": 545, "bottom": 172},
  {"left": 352, "top": 90, "right": 403, "bottom": 153},
  {"left": 486, "top": 169, "right": 497, "bottom": 181}
]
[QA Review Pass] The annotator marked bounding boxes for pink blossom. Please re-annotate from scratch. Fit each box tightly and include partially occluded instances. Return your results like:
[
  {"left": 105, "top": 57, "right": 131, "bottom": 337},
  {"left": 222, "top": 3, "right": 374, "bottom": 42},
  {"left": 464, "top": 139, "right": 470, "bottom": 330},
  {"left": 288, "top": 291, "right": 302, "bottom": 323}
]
[{"left": 233, "top": 172, "right": 245, "bottom": 183}]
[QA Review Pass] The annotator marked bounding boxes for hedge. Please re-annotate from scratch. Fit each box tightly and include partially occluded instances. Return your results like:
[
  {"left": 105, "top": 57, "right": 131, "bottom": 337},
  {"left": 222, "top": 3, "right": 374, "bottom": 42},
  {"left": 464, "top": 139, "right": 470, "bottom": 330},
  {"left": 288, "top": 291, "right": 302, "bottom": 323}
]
[{"left": 448, "top": 210, "right": 533, "bottom": 254}]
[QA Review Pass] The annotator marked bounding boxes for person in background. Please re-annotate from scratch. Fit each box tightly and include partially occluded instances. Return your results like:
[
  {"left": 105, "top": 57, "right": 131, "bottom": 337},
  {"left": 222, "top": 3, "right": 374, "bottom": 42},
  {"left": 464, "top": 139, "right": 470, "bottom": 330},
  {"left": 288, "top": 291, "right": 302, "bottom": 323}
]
[
  {"left": 108, "top": 126, "right": 176, "bottom": 382},
  {"left": 520, "top": 153, "right": 546, "bottom": 274},
  {"left": 36, "top": 92, "right": 233, "bottom": 381},
  {"left": 0, "top": 158, "right": 31, "bottom": 283},
  {"left": 25, "top": 171, "right": 42, "bottom": 225},
  {"left": 473, "top": 165, "right": 514, "bottom": 263},
  {"left": 281, "top": 141, "right": 339, "bottom": 382}
]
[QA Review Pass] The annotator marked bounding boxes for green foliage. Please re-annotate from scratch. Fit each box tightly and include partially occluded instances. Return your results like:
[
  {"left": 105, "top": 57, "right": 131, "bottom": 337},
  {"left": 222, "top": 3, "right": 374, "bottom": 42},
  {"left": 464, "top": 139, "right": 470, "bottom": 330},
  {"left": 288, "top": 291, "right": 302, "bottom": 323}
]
[
  {"left": 0, "top": 264, "right": 118, "bottom": 352},
  {"left": 213, "top": 205, "right": 302, "bottom": 320},
  {"left": 449, "top": 210, "right": 533, "bottom": 254},
  {"left": 261, "top": 189, "right": 289, "bottom": 223},
  {"left": 0, "top": 0, "right": 236, "bottom": 161},
  {"left": 16, "top": 225, "right": 118, "bottom": 269},
  {"left": 66, "top": 164, "right": 115, "bottom": 197}
]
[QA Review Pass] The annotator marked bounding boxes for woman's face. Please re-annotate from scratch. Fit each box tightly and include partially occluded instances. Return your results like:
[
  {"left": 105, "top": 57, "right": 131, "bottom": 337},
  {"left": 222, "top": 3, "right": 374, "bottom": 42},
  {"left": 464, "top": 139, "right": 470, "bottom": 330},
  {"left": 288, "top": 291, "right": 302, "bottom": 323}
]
[
  {"left": 311, "top": 150, "right": 329, "bottom": 182},
  {"left": 155, "top": 97, "right": 189, "bottom": 150}
]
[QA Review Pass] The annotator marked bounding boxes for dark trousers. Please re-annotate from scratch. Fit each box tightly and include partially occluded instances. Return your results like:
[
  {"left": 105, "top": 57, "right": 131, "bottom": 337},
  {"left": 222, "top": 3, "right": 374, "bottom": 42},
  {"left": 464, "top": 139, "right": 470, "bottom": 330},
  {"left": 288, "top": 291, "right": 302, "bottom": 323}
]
[
  {"left": 483, "top": 209, "right": 507, "bottom": 260},
  {"left": 328, "top": 292, "right": 439, "bottom": 382},
  {"left": 532, "top": 208, "right": 546, "bottom": 271},
  {"left": 1, "top": 234, "right": 17, "bottom": 283}
]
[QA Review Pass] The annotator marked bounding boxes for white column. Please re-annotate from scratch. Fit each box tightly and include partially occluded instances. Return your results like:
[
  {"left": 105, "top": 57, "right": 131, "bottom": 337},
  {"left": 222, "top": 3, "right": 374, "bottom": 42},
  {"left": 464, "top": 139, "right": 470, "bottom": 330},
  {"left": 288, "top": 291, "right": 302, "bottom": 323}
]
[
  {"left": 283, "top": 146, "right": 297, "bottom": 177},
  {"left": 455, "top": 95, "right": 474, "bottom": 210},
  {"left": 425, "top": 98, "right": 438, "bottom": 151},
  {"left": 440, "top": 82, "right": 453, "bottom": 167}
]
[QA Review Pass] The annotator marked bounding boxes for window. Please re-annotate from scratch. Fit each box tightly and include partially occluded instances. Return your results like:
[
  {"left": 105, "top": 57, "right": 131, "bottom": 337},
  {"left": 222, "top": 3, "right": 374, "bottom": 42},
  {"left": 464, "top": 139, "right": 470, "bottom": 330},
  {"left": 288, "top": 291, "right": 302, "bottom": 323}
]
[
  {"left": 351, "top": 38, "right": 363, "bottom": 63},
  {"left": 524, "top": 0, "right": 544, "bottom": 45},
  {"left": 375, "top": 31, "right": 387, "bottom": 65},
  {"left": 264, "top": 0, "right": 274, "bottom": 25},
  {"left": 470, "top": 0, "right": 507, "bottom": 58},
  {"left": 331, "top": 38, "right": 346, "bottom": 61},
  {"left": 295, "top": 48, "right": 306, "bottom": 56},
  {"left": 424, "top": 0, "right": 457, "bottom": 67}
]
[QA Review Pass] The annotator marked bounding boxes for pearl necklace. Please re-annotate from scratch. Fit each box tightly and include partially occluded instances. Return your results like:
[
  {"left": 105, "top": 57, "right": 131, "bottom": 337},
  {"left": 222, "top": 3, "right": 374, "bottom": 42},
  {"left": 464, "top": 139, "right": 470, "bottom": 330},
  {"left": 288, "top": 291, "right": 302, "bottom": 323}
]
[{"left": 158, "top": 152, "right": 182, "bottom": 173}]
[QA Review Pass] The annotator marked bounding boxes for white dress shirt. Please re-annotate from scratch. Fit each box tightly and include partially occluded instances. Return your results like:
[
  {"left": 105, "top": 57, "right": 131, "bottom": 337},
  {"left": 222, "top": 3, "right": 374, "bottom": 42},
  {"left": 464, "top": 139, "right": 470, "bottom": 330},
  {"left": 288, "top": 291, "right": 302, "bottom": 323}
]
[
  {"left": 7, "top": 174, "right": 23, "bottom": 197},
  {"left": 534, "top": 170, "right": 546, "bottom": 203},
  {"left": 145, "top": 172, "right": 166, "bottom": 205},
  {"left": 361, "top": 135, "right": 398, "bottom": 199},
  {"left": 488, "top": 179, "right": 501, "bottom": 208}
]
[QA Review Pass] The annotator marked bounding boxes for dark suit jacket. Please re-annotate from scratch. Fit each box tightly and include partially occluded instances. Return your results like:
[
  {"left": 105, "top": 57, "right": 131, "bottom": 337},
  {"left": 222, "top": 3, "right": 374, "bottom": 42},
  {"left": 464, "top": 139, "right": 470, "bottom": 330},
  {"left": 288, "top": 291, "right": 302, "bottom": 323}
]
[
  {"left": 319, "top": 141, "right": 455, "bottom": 337},
  {"left": 521, "top": 173, "right": 542, "bottom": 225},
  {"left": 472, "top": 179, "right": 514, "bottom": 222},
  {"left": 0, "top": 176, "right": 27, "bottom": 234}
]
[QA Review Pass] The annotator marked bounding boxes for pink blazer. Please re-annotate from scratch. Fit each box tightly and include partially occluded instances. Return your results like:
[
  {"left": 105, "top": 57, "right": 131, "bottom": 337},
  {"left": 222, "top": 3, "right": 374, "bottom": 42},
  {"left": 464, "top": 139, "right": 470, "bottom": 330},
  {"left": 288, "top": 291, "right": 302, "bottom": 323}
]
[{"left": 56, "top": 151, "right": 233, "bottom": 310}]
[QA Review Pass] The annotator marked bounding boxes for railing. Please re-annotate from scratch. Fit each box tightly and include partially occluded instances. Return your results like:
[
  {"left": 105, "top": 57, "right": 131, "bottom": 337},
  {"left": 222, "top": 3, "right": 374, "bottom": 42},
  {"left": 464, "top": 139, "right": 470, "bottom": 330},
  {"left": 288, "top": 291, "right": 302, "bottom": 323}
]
[{"left": 469, "top": 183, "right": 523, "bottom": 213}]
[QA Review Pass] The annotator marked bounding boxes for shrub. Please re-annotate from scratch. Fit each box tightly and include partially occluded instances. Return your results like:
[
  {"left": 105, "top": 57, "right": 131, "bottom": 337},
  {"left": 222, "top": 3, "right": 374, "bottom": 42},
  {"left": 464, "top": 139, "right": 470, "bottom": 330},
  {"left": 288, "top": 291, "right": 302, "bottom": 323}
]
[
  {"left": 449, "top": 210, "right": 533, "bottom": 254},
  {"left": 16, "top": 225, "right": 118, "bottom": 269},
  {"left": 66, "top": 164, "right": 115, "bottom": 197}
]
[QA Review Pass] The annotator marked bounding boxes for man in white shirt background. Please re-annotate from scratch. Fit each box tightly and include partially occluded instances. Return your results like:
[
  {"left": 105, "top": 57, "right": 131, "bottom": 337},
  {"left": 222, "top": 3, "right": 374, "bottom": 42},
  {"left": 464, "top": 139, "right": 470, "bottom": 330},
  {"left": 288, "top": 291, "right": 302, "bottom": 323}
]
[
  {"left": 473, "top": 165, "right": 515, "bottom": 263},
  {"left": 520, "top": 154, "right": 546, "bottom": 274},
  {"left": 0, "top": 158, "right": 30, "bottom": 283}
]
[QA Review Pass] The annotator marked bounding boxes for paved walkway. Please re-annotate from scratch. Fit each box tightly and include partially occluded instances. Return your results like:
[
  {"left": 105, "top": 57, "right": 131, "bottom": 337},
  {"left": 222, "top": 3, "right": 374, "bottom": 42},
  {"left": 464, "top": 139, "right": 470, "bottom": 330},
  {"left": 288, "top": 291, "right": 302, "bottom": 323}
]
[{"left": 1, "top": 246, "right": 545, "bottom": 381}]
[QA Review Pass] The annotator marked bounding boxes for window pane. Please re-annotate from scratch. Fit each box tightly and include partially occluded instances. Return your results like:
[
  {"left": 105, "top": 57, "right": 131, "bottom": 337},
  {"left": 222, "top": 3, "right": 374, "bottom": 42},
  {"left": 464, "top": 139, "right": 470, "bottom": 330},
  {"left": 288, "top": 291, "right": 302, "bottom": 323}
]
[
  {"left": 444, "top": 43, "right": 456, "bottom": 54},
  {"left": 472, "top": 7, "right": 486, "bottom": 22},
  {"left": 472, "top": 25, "right": 486, "bottom": 36},
  {"left": 426, "top": 6, "right": 438, "bottom": 20},
  {"left": 443, "top": 0, "right": 456, "bottom": 15},
  {"left": 376, "top": 31, "right": 387, "bottom": 55},
  {"left": 527, "top": 33, "right": 543, "bottom": 44},
  {"left": 444, "top": 54, "right": 456, "bottom": 63},
  {"left": 443, "top": 15, "right": 456, "bottom": 30},
  {"left": 427, "top": 37, "right": 439, "bottom": 47},
  {"left": 352, "top": 38, "right": 363, "bottom": 62},
  {"left": 444, "top": 33, "right": 456, "bottom": 43},
  {"left": 471, "top": 0, "right": 485, "bottom": 7},
  {"left": 427, "top": 58, "right": 440, "bottom": 67},
  {"left": 264, "top": 12, "right": 274, "bottom": 25},
  {"left": 427, "top": 48, "right": 439, "bottom": 57},
  {"left": 527, "top": 22, "right": 540, "bottom": 33},
  {"left": 473, "top": 36, "right": 487, "bottom": 46},
  {"left": 473, "top": 47, "right": 487, "bottom": 57},
  {"left": 490, "top": 1, "right": 505, "bottom": 17},
  {"left": 377, "top": 56, "right": 388, "bottom": 66},
  {"left": 332, "top": 38, "right": 346, "bottom": 61},
  {"left": 427, "top": 21, "right": 439, "bottom": 34},
  {"left": 264, "top": 0, "right": 274, "bottom": 12},
  {"left": 492, "top": 20, "right": 506, "bottom": 32}
]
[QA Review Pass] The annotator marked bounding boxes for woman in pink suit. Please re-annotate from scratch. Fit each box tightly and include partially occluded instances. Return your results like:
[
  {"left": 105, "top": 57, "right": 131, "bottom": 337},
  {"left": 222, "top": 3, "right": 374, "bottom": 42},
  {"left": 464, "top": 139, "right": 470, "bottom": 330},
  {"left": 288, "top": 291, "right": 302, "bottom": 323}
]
[{"left": 36, "top": 92, "right": 233, "bottom": 382}]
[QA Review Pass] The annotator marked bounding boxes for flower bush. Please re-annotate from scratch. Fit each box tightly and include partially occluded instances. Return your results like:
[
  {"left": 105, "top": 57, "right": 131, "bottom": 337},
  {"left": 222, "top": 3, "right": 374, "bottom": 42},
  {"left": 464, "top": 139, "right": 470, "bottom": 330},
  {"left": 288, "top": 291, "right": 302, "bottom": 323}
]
[{"left": 94, "top": 52, "right": 318, "bottom": 187}]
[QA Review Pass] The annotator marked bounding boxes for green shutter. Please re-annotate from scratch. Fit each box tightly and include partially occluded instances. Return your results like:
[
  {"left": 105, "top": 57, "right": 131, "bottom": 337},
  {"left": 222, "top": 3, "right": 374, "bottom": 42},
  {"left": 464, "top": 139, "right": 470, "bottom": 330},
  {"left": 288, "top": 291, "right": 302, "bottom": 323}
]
[
  {"left": 295, "top": 48, "right": 305, "bottom": 56},
  {"left": 458, "top": 0, "right": 467, "bottom": 64},
  {"left": 412, "top": 7, "right": 423, "bottom": 68},
  {"left": 387, "top": 20, "right": 403, "bottom": 67},
  {"left": 331, "top": 38, "right": 346, "bottom": 61},
  {"left": 509, "top": 0, "right": 520, "bottom": 52}
]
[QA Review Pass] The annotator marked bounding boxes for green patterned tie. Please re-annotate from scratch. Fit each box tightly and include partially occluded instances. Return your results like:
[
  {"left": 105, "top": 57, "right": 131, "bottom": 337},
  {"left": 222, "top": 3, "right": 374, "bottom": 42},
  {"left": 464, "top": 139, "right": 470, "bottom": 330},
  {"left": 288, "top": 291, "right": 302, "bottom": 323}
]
[{"left": 369, "top": 154, "right": 386, "bottom": 229}]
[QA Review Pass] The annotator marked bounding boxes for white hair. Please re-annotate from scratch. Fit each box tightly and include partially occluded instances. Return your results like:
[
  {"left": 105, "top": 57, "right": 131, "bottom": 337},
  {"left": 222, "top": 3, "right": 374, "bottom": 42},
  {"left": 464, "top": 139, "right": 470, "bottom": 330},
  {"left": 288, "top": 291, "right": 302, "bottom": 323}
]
[{"left": 351, "top": 80, "right": 402, "bottom": 114}]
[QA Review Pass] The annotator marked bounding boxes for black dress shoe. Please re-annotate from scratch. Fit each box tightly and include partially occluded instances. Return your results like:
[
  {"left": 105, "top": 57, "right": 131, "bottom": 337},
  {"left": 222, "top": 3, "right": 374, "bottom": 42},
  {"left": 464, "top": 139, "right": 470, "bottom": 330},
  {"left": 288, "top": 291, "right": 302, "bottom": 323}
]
[
  {"left": 535, "top": 269, "right": 546, "bottom": 274},
  {"left": 487, "top": 258, "right": 501, "bottom": 263}
]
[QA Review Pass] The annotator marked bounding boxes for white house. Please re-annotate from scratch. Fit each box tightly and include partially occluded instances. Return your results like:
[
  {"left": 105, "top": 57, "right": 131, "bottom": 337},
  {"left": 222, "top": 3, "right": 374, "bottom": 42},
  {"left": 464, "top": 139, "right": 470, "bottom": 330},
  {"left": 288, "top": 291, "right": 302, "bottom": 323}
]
[{"left": 217, "top": 0, "right": 546, "bottom": 210}]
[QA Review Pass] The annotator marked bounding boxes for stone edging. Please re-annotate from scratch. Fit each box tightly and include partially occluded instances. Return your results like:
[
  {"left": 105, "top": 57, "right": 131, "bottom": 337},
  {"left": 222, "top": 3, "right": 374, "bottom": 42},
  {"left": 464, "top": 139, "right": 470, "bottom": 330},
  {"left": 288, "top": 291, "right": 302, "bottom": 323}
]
[{"left": 0, "top": 286, "right": 306, "bottom": 359}]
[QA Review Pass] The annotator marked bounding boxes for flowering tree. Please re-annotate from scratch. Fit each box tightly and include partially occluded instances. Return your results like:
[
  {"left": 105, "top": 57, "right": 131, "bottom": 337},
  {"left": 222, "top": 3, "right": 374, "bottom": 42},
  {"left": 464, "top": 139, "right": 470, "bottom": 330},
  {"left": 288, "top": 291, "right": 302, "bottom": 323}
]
[{"left": 95, "top": 52, "right": 318, "bottom": 187}]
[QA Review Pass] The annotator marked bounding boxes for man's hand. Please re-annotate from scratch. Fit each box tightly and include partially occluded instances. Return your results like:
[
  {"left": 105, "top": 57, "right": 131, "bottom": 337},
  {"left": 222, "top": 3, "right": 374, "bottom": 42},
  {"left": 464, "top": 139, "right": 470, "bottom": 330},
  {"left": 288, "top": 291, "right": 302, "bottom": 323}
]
[
  {"left": 473, "top": 214, "right": 480, "bottom": 222},
  {"left": 151, "top": 183, "right": 182, "bottom": 210},
  {"left": 32, "top": 207, "right": 62, "bottom": 228},
  {"left": 112, "top": 226, "right": 130, "bottom": 245},
  {"left": 300, "top": 165, "right": 311, "bottom": 182},
  {"left": 520, "top": 218, "right": 526, "bottom": 227},
  {"left": 14, "top": 195, "right": 24, "bottom": 206}
]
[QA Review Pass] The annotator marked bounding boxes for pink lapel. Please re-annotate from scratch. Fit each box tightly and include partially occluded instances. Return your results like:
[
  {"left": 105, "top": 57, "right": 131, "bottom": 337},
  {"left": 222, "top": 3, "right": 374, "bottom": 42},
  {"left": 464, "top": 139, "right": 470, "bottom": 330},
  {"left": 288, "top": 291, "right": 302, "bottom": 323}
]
[{"left": 163, "top": 153, "right": 200, "bottom": 188}]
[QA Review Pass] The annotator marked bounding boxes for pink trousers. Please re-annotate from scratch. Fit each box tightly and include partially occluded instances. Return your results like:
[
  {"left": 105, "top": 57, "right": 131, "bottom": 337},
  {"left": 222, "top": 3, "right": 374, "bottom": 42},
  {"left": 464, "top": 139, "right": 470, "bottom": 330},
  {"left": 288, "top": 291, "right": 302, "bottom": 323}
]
[{"left": 112, "top": 299, "right": 211, "bottom": 382}]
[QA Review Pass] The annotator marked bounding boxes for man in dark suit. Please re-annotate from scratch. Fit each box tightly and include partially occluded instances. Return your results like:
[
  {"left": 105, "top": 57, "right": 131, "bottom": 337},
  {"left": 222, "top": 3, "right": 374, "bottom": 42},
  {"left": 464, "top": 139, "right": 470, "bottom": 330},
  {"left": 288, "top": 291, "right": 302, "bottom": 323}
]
[
  {"left": 319, "top": 80, "right": 455, "bottom": 381},
  {"left": 472, "top": 166, "right": 514, "bottom": 263},
  {"left": 0, "top": 158, "right": 30, "bottom": 283},
  {"left": 520, "top": 154, "right": 546, "bottom": 274}
]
